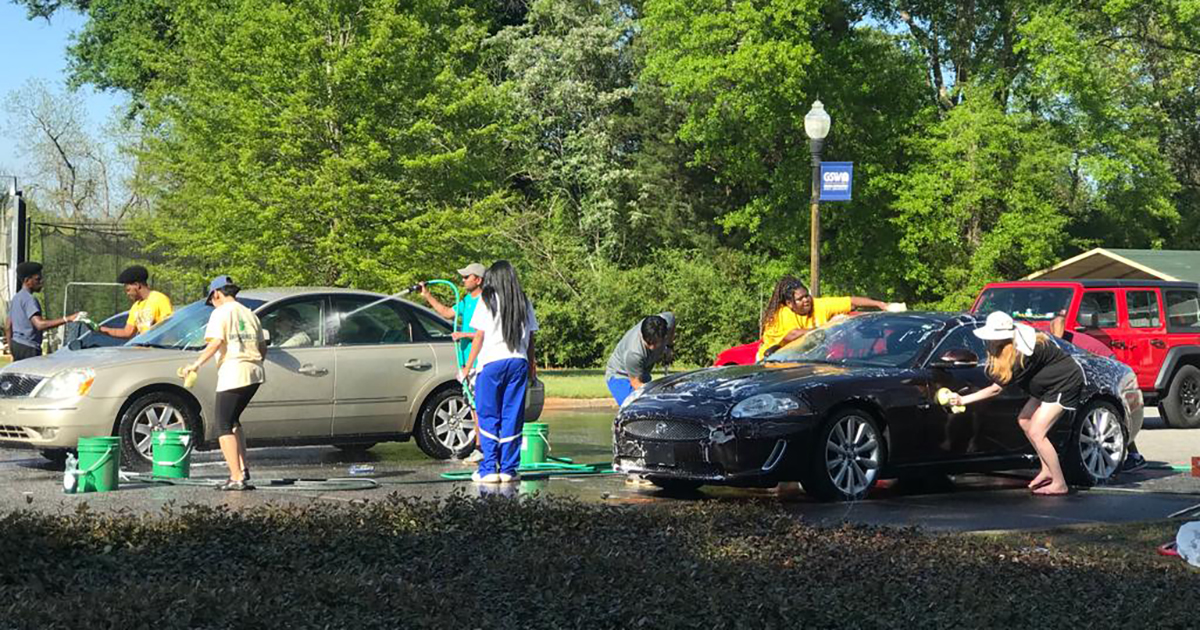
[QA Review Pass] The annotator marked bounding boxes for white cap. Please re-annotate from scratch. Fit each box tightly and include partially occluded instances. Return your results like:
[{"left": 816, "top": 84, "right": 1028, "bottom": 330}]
[{"left": 973, "top": 311, "right": 1037, "bottom": 356}]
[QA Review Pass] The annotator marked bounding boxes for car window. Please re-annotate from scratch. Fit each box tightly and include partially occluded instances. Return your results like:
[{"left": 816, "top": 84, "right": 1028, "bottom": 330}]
[
  {"left": 973, "top": 287, "right": 1073, "bottom": 321},
  {"left": 128, "top": 298, "right": 266, "bottom": 350},
  {"left": 1125, "top": 291, "right": 1162, "bottom": 329},
  {"left": 260, "top": 298, "right": 325, "bottom": 348},
  {"left": 1164, "top": 289, "right": 1200, "bottom": 332},
  {"left": 930, "top": 324, "right": 988, "bottom": 362},
  {"left": 329, "top": 296, "right": 415, "bottom": 346},
  {"left": 1079, "top": 291, "right": 1118, "bottom": 328},
  {"left": 409, "top": 305, "right": 453, "bottom": 341}
]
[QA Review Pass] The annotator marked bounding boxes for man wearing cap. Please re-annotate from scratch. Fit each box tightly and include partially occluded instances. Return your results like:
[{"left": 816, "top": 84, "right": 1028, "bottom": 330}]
[
  {"left": 604, "top": 312, "right": 676, "bottom": 406},
  {"left": 4, "top": 262, "right": 83, "bottom": 361},
  {"left": 419, "top": 263, "right": 486, "bottom": 461},
  {"left": 182, "top": 275, "right": 267, "bottom": 491},
  {"left": 99, "top": 265, "right": 174, "bottom": 339}
]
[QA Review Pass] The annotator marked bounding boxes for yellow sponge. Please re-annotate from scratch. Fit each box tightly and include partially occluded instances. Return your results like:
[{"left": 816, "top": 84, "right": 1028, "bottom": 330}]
[
  {"left": 937, "top": 388, "right": 966, "bottom": 414},
  {"left": 176, "top": 366, "right": 198, "bottom": 389}
]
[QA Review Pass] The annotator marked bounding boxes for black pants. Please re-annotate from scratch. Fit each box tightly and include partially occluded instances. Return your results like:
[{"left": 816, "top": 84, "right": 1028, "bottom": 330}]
[
  {"left": 9, "top": 342, "right": 41, "bottom": 362},
  {"left": 214, "top": 383, "right": 261, "bottom": 437}
]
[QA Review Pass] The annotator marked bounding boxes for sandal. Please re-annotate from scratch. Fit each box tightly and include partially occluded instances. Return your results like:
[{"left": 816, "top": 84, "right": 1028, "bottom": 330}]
[{"left": 217, "top": 479, "right": 255, "bottom": 491}]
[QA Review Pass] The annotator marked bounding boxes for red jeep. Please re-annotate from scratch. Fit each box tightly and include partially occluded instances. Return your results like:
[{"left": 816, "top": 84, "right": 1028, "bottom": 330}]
[{"left": 972, "top": 279, "right": 1200, "bottom": 428}]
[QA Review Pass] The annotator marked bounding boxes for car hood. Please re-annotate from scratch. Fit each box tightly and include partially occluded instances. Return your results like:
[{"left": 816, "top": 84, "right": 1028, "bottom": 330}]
[
  {"left": 648, "top": 362, "right": 893, "bottom": 401},
  {"left": 0, "top": 346, "right": 195, "bottom": 377}
]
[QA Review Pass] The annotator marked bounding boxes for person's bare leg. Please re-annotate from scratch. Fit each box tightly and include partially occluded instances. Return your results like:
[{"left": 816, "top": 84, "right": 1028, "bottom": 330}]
[
  {"left": 1027, "top": 403, "right": 1069, "bottom": 495},
  {"left": 1017, "top": 399, "right": 1051, "bottom": 489},
  {"left": 233, "top": 425, "right": 249, "bottom": 479},
  {"left": 218, "top": 434, "right": 242, "bottom": 481}
]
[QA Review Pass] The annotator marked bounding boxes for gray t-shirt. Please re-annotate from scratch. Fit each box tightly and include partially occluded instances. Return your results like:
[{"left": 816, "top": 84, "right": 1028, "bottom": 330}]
[
  {"left": 605, "top": 313, "right": 674, "bottom": 382},
  {"left": 10, "top": 289, "right": 43, "bottom": 348}
]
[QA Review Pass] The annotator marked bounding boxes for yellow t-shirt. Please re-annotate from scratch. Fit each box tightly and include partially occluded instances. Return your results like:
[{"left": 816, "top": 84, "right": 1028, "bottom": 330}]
[
  {"left": 758, "top": 297, "right": 853, "bottom": 359},
  {"left": 126, "top": 290, "right": 174, "bottom": 334},
  {"left": 204, "top": 301, "right": 266, "bottom": 392}
]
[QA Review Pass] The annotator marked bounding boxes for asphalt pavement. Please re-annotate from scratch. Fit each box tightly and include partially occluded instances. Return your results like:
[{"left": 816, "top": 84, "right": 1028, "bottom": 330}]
[{"left": 2, "top": 407, "right": 1199, "bottom": 532}]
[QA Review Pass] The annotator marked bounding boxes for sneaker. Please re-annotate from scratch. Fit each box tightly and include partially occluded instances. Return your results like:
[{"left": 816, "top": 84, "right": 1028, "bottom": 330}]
[
  {"left": 465, "top": 450, "right": 484, "bottom": 464},
  {"left": 1121, "top": 452, "right": 1147, "bottom": 473},
  {"left": 471, "top": 470, "right": 501, "bottom": 484},
  {"left": 498, "top": 471, "right": 520, "bottom": 483},
  {"left": 217, "top": 479, "right": 254, "bottom": 491}
]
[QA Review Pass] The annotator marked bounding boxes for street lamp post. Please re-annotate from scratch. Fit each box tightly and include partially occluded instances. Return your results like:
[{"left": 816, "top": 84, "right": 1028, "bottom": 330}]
[{"left": 804, "top": 100, "right": 831, "bottom": 297}]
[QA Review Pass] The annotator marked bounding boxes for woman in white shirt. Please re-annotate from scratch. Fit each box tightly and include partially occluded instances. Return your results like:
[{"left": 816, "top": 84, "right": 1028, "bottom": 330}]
[
  {"left": 182, "top": 275, "right": 267, "bottom": 491},
  {"left": 462, "top": 261, "right": 538, "bottom": 484}
]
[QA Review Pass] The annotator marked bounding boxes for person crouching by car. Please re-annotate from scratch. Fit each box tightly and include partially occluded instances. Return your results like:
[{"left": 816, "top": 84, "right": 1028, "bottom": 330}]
[
  {"left": 604, "top": 312, "right": 675, "bottom": 406},
  {"left": 948, "top": 311, "right": 1085, "bottom": 496},
  {"left": 4, "top": 262, "right": 83, "bottom": 361},
  {"left": 461, "top": 261, "right": 539, "bottom": 484},
  {"left": 98, "top": 265, "right": 174, "bottom": 339},
  {"left": 181, "top": 276, "right": 267, "bottom": 491}
]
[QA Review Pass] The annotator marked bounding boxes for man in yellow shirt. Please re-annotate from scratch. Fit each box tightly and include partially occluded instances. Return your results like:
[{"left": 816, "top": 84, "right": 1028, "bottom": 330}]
[
  {"left": 99, "top": 266, "right": 174, "bottom": 339},
  {"left": 758, "top": 278, "right": 896, "bottom": 360}
]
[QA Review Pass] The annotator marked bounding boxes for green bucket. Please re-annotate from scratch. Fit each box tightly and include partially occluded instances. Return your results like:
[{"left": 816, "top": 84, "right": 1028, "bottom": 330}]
[
  {"left": 152, "top": 430, "right": 193, "bottom": 479},
  {"left": 75, "top": 436, "right": 121, "bottom": 493},
  {"left": 520, "top": 422, "right": 550, "bottom": 466}
]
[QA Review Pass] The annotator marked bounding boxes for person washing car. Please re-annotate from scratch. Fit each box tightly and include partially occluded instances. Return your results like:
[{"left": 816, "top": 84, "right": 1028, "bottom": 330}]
[
  {"left": 4, "top": 262, "right": 83, "bottom": 361},
  {"left": 758, "top": 278, "right": 899, "bottom": 360},
  {"left": 419, "top": 262, "right": 486, "bottom": 462},
  {"left": 604, "top": 312, "right": 675, "bottom": 405},
  {"left": 98, "top": 265, "right": 174, "bottom": 339},
  {"left": 181, "top": 276, "right": 267, "bottom": 491}
]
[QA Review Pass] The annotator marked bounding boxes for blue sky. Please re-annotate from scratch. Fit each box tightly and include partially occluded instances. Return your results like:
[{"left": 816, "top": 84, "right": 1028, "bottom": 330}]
[{"left": 0, "top": 3, "right": 125, "bottom": 179}]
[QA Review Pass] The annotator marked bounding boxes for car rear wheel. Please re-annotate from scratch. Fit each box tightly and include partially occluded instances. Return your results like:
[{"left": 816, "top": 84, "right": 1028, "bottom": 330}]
[
  {"left": 802, "top": 409, "right": 886, "bottom": 502},
  {"left": 1162, "top": 365, "right": 1200, "bottom": 429},
  {"left": 117, "top": 391, "right": 200, "bottom": 470},
  {"left": 415, "top": 387, "right": 476, "bottom": 460},
  {"left": 1063, "top": 400, "right": 1127, "bottom": 486}
]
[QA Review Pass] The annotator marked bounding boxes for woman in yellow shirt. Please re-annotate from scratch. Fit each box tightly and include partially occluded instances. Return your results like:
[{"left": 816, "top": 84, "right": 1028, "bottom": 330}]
[{"left": 758, "top": 277, "right": 895, "bottom": 360}]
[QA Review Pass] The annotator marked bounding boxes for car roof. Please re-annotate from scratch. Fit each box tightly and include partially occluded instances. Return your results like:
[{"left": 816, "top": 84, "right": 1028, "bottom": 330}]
[
  {"left": 983, "top": 279, "right": 1200, "bottom": 290},
  {"left": 850, "top": 311, "right": 979, "bottom": 326},
  {"left": 238, "top": 287, "right": 392, "bottom": 302}
]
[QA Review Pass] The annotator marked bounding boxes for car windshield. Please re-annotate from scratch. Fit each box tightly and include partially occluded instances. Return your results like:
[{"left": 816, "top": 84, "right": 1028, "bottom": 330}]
[
  {"left": 765, "top": 315, "right": 943, "bottom": 367},
  {"left": 127, "top": 298, "right": 266, "bottom": 351},
  {"left": 973, "top": 287, "right": 1073, "bottom": 322}
]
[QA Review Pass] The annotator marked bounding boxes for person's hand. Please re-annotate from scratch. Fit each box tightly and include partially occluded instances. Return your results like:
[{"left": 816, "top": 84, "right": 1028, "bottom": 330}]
[
  {"left": 450, "top": 331, "right": 471, "bottom": 341},
  {"left": 947, "top": 393, "right": 964, "bottom": 407},
  {"left": 457, "top": 367, "right": 469, "bottom": 383},
  {"left": 67, "top": 312, "right": 83, "bottom": 323},
  {"left": 418, "top": 282, "right": 430, "bottom": 298}
]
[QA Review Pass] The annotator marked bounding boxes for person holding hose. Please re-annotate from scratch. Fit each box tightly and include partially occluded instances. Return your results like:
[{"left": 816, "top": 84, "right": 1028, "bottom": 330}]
[
  {"left": 461, "top": 261, "right": 538, "bottom": 484},
  {"left": 758, "top": 277, "right": 899, "bottom": 360},
  {"left": 419, "top": 262, "right": 486, "bottom": 462},
  {"left": 182, "top": 276, "right": 267, "bottom": 491},
  {"left": 99, "top": 265, "right": 174, "bottom": 339},
  {"left": 4, "top": 262, "right": 83, "bottom": 361},
  {"left": 947, "top": 311, "right": 1084, "bottom": 496}
]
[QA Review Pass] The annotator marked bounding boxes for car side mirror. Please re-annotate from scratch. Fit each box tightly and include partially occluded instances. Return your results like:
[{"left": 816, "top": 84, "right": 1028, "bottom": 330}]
[
  {"left": 1076, "top": 313, "right": 1098, "bottom": 329},
  {"left": 930, "top": 349, "right": 979, "bottom": 369}
]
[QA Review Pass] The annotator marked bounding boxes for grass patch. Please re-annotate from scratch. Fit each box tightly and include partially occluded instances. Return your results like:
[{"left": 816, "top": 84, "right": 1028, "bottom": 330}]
[{"left": 1, "top": 497, "right": 1196, "bottom": 629}]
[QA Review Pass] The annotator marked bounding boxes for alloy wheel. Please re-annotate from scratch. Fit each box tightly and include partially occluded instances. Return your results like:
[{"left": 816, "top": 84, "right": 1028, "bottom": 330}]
[
  {"left": 824, "top": 414, "right": 881, "bottom": 499},
  {"left": 132, "top": 403, "right": 188, "bottom": 459},
  {"left": 1181, "top": 375, "right": 1199, "bottom": 419},
  {"left": 1078, "top": 406, "right": 1125, "bottom": 481},
  {"left": 433, "top": 396, "right": 475, "bottom": 452}
]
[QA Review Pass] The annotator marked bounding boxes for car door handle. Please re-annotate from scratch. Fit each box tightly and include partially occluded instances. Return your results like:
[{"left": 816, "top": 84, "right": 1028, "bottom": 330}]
[
  {"left": 298, "top": 364, "right": 329, "bottom": 376},
  {"left": 405, "top": 359, "right": 433, "bottom": 370},
  {"left": 1151, "top": 339, "right": 1167, "bottom": 349}
]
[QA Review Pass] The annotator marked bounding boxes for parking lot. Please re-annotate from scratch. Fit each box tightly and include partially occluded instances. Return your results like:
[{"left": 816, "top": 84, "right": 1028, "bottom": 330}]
[{"left": 3, "top": 407, "right": 1198, "bottom": 532}]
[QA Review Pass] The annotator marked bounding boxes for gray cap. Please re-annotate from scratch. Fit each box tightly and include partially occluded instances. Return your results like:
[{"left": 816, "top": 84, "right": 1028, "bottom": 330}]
[{"left": 457, "top": 263, "right": 487, "bottom": 278}]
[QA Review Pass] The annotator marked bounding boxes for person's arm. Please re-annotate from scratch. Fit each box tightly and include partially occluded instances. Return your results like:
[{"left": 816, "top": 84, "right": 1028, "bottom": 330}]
[
  {"left": 100, "top": 323, "right": 139, "bottom": 339},
  {"left": 450, "top": 331, "right": 480, "bottom": 342},
  {"left": 462, "top": 331, "right": 484, "bottom": 381},
  {"left": 849, "top": 297, "right": 889, "bottom": 311},
  {"left": 951, "top": 383, "right": 1003, "bottom": 406},
  {"left": 30, "top": 312, "right": 81, "bottom": 331},
  {"left": 527, "top": 333, "right": 537, "bottom": 383},
  {"left": 183, "top": 338, "right": 224, "bottom": 375},
  {"left": 418, "top": 283, "right": 456, "bottom": 320},
  {"left": 1050, "top": 315, "right": 1066, "bottom": 338}
]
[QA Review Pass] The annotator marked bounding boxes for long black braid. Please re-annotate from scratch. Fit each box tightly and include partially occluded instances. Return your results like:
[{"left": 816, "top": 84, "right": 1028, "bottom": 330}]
[{"left": 480, "top": 260, "right": 531, "bottom": 353}]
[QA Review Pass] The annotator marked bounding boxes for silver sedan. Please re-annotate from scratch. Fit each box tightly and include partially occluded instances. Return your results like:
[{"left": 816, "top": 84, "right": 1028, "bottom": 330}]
[{"left": 0, "top": 288, "right": 543, "bottom": 466}]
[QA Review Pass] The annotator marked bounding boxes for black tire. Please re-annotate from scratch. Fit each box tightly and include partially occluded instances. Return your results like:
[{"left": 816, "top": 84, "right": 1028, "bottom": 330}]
[
  {"left": 117, "top": 391, "right": 201, "bottom": 470},
  {"left": 1162, "top": 365, "right": 1200, "bottom": 429},
  {"left": 1062, "top": 400, "right": 1127, "bottom": 486},
  {"left": 40, "top": 448, "right": 72, "bottom": 467},
  {"left": 333, "top": 443, "right": 377, "bottom": 453},
  {"left": 801, "top": 408, "right": 887, "bottom": 502},
  {"left": 648, "top": 477, "right": 704, "bottom": 492},
  {"left": 414, "top": 387, "right": 475, "bottom": 460}
]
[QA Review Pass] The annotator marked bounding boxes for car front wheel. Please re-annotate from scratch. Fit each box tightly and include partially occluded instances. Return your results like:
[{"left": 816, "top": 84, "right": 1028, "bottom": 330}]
[
  {"left": 1162, "top": 365, "right": 1200, "bottom": 429},
  {"left": 1063, "top": 400, "right": 1127, "bottom": 485},
  {"left": 802, "top": 409, "right": 887, "bottom": 502},
  {"left": 415, "top": 387, "right": 476, "bottom": 460},
  {"left": 117, "top": 391, "right": 200, "bottom": 469}
]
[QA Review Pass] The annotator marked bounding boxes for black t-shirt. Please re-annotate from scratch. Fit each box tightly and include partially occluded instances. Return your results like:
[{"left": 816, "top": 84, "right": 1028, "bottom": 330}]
[{"left": 996, "top": 339, "right": 1084, "bottom": 398}]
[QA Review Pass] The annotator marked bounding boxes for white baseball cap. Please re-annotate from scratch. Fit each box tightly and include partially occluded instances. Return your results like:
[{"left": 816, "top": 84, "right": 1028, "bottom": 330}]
[{"left": 973, "top": 311, "right": 1038, "bottom": 356}]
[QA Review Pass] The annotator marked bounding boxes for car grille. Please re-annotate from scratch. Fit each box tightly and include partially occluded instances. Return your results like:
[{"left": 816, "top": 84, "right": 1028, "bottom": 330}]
[
  {"left": 0, "top": 374, "right": 44, "bottom": 398},
  {"left": 0, "top": 425, "right": 30, "bottom": 439},
  {"left": 621, "top": 419, "right": 710, "bottom": 442}
]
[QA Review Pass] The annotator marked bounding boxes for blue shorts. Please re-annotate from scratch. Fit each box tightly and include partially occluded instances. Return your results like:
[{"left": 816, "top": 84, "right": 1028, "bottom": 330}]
[{"left": 606, "top": 378, "right": 635, "bottom": 406}]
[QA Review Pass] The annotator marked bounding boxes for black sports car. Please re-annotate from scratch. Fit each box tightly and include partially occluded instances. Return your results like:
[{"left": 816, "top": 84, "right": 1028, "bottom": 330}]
[{"left": 613, "top": 313, "right": 1143, "bottom": 501}]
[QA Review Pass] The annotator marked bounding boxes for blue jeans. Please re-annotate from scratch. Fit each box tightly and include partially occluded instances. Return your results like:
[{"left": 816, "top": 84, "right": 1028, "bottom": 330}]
[
  {"left": 606, "top": 377, "right": 635, "bottom": 406},
  {"left": 475, "top": 358, "right": 529, "bottom": 475}
]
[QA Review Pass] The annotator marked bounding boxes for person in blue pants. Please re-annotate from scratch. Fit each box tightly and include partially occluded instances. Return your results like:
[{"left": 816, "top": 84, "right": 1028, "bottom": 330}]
[{"left": 461, "top": 260, "right": 539, "bottom": 483}]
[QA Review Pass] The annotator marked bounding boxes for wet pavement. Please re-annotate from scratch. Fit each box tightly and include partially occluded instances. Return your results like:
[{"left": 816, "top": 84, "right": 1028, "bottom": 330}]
[{"left": 3, "top": 406, "right": 1199, "bottom": 532}]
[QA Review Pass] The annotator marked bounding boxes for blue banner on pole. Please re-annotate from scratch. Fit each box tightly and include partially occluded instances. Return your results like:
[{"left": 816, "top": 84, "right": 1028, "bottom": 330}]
[{"left": 819, "top": 162, "right": 853, "bottom": 201}]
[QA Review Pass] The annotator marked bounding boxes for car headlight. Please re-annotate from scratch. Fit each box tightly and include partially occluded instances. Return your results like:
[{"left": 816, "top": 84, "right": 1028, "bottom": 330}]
[
  {"left": 731, "top": 393, "right": 810, "bottom": 419},
  {"left": 34, "top": 368, "right": 96, "bottom": 399}
]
